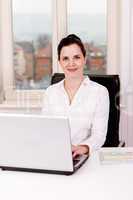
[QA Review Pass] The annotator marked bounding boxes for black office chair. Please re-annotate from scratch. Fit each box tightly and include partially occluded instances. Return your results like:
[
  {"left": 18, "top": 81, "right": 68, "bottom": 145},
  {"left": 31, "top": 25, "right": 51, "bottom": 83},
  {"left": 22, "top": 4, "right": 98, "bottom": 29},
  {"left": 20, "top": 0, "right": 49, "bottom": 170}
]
[{"left": 51, "top": 73, "right": 125, "bottom": 147}]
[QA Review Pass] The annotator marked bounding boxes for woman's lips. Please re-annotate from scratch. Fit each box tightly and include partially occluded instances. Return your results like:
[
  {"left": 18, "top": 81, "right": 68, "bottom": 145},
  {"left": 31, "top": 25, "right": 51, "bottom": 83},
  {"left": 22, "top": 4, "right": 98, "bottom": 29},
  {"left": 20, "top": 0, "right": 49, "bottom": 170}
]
[{"left": 67, "top": 68, "right": 78, "bottom": 72}]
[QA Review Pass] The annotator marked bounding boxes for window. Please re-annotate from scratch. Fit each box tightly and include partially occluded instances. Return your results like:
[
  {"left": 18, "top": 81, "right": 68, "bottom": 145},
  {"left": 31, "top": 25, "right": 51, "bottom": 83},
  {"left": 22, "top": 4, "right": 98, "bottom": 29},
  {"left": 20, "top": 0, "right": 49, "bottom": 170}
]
[
  {"left": 12, "top": 0, "right": 52, "bottom": 90},
  {"left": 0, "top": 0, "right": 120, "bottom": 106},
  {"left": 68, "top": 0, "right": 107, "bottom": 75}
]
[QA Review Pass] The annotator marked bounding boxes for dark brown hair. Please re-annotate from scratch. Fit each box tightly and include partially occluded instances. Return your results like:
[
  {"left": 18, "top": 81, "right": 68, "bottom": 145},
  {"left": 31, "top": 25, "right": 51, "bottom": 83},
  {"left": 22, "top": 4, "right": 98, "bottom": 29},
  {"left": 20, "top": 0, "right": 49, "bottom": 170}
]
[{"left": 57, "top": 34, "right": 86, "bottom": 60}]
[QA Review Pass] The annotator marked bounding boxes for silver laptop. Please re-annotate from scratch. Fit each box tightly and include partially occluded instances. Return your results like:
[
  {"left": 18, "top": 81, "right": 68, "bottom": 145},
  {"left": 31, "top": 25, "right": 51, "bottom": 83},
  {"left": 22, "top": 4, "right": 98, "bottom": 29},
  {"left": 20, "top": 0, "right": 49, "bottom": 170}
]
[{"left": 0, "top": 113, "right": 88, "bottom": 175}]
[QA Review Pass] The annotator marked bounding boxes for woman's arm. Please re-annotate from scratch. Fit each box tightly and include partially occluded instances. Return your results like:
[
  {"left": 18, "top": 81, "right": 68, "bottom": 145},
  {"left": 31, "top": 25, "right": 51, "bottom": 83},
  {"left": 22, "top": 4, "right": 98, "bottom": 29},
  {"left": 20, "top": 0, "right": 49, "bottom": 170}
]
[{"left": 76, "top": 87, "right": 110, "bottom": 155}]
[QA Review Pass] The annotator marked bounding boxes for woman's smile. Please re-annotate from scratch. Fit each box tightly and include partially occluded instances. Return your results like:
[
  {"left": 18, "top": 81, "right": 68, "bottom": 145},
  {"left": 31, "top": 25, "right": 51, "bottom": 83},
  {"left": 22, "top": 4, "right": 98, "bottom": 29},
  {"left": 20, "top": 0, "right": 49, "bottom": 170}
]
[{"left": 67, "top": 68, "right": 78, "bottom": 72}]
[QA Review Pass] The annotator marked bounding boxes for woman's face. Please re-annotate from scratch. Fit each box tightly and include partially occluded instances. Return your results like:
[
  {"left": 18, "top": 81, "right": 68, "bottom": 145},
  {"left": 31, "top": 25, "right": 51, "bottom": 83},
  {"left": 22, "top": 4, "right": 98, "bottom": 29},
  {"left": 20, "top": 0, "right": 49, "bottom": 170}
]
[{"left": 59, "top": 44, "right": 86, "bottom": 79}]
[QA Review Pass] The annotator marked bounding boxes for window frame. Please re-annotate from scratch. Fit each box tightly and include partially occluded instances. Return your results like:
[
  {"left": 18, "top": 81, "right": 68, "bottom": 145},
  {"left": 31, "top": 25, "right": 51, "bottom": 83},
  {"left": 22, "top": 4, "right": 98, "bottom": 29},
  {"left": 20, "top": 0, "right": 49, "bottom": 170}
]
[{"left": 0, "top": 0, "right": 120, "bottom": 108}]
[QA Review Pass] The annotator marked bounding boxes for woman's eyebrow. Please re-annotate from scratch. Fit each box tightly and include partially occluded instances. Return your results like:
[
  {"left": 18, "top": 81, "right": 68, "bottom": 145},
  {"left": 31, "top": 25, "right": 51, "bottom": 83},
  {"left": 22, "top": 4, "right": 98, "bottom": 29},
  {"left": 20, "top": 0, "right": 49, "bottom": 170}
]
[
  {"left": 62, "top": 54, "right": 81, "bottom": 59},
  {"left": 73, "top": 54, "right": 81, "bottom": 57}
]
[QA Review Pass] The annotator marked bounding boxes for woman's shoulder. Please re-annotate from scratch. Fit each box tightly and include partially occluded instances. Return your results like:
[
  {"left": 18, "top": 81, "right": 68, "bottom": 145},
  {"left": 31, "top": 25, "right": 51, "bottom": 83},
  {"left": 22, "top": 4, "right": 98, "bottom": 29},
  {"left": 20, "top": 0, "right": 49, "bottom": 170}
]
[
  {"left": 87, "top": 77, "right": 109, "bottom": 95},
  {"left": 45, "top": 79, "right": 64, "bottom": 93}
]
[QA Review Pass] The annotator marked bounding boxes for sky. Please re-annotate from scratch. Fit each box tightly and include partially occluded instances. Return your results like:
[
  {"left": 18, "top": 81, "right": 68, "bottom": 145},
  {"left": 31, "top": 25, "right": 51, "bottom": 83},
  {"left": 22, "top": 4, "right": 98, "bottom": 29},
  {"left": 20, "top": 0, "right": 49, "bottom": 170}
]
[
  {"left": 13, "top": 0, "right": 106, "bottom": 15},
  {"left": 68, "top": 0, "right": 106, "bottom": 15}
]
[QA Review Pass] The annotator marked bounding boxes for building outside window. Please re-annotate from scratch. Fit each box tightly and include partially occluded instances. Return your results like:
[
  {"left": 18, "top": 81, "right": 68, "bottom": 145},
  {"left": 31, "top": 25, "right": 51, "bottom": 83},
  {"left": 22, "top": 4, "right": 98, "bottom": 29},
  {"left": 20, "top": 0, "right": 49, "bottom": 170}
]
[
  {"left": 67, "top": 0, "right": 107, "bottom": 75},
  {"left": 12, "top": 0, "right": 52, "bottom": 90}
]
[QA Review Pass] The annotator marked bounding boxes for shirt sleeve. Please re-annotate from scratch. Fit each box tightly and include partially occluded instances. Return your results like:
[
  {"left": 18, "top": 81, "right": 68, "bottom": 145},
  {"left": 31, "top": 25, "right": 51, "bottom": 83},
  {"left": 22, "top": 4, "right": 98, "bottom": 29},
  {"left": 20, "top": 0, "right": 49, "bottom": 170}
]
[{"left": 79, "top": 87, "right": 110, "bottom": 155}]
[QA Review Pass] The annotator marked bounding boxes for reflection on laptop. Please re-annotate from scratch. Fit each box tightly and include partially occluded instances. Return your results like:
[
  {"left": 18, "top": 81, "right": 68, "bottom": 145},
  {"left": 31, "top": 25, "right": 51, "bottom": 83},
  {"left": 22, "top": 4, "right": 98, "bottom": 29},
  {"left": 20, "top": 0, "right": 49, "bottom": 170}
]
[{"left": 0, "top": 113, "right": 88, "bottom": 175}]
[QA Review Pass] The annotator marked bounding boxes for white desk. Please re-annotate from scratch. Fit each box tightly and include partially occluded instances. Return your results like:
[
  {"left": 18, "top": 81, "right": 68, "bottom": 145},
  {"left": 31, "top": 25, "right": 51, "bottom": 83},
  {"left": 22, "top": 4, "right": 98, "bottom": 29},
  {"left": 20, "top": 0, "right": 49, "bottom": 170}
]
[{"left": 0, "top": 148, "right": 133, "bottom": 200}]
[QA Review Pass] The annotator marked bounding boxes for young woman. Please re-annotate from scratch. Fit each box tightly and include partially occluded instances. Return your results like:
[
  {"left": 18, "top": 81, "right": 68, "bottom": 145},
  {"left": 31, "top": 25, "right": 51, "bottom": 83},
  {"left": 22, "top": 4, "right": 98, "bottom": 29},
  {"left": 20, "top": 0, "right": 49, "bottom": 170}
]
[{"left": 42, "top": 34, "right": 109, "bottom": 158}]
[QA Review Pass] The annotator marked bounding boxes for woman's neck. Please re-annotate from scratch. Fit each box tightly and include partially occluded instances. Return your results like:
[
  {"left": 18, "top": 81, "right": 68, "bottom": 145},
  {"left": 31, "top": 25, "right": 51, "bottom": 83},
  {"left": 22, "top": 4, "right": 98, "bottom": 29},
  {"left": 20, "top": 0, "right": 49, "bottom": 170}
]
[
  {"left": 64, "top": 76, "right": 84, "bottom": 91},
  {"left": 63, "top": 75, "right": 84, "bottom": 105},
  {"left": 64, "top": 76, "right": 84, "bottom": 105}
]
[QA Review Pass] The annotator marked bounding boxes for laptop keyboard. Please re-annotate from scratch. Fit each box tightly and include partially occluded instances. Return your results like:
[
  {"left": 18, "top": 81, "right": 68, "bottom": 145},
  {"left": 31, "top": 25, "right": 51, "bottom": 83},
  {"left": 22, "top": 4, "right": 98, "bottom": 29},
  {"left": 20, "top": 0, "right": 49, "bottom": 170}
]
[
  {"left": 73, "top": 155, "right": 82, "bottom": 166},
  {"left": 73, "top": 159, "right": 80, "bottom": 166}
]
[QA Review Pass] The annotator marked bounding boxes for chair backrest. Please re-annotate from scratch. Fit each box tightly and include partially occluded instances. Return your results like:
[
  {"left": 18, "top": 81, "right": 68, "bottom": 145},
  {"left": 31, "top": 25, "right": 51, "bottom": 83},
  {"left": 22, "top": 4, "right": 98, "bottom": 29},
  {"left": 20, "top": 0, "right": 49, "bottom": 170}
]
[{"left": 51, "top": 73, "right": 120, "bottom": 147}]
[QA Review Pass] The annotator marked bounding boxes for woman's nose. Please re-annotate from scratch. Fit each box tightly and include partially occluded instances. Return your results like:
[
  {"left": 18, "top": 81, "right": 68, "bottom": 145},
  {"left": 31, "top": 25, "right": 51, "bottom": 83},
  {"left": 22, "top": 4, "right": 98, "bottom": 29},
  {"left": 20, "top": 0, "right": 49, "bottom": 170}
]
[{"left": 69, "top": 59, "right": 75, "bottom": 66}]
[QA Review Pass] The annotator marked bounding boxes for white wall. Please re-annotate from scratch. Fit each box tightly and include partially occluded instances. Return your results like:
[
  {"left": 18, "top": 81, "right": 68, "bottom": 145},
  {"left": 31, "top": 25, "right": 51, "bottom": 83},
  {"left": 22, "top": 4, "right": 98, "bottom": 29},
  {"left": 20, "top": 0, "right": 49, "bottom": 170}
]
[
  {"left": 0, "top": 30, "right": 4, "bottom": 103},
  {"left": 119, "top": 0, "right": 133, "bottom": 146}
]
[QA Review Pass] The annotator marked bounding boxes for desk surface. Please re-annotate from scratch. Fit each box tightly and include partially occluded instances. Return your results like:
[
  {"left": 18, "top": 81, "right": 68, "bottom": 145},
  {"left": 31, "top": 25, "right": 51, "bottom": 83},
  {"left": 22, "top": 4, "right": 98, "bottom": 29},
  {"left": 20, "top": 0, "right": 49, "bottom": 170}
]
[{"left": 0, "top": 147, "right": 133, "bottom": 200}]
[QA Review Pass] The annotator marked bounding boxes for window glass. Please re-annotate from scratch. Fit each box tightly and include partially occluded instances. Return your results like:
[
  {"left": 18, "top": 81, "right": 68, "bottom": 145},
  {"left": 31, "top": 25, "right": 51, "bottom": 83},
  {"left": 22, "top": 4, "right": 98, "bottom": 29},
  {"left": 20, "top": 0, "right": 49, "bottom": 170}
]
[
  {"left": 67, "top": 0, "right": 107, "bottom": 74},
  {"left": 12, "top": 0, "right": 52, "bottom": 89}
]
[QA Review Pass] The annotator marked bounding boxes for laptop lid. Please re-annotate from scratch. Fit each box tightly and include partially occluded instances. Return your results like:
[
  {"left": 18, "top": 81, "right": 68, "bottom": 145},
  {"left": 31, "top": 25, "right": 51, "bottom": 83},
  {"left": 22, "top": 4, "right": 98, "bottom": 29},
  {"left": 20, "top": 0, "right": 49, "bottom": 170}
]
[{"left": 0, "top": 113, "right": 74, "bottom": 174}]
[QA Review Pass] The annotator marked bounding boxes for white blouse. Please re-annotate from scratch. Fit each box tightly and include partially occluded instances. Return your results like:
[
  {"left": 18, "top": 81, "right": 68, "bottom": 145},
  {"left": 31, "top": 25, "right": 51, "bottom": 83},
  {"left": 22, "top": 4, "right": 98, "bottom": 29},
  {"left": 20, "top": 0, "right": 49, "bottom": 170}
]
[{"left": 42, "top": 76, "right": 109, "bottom": 154}]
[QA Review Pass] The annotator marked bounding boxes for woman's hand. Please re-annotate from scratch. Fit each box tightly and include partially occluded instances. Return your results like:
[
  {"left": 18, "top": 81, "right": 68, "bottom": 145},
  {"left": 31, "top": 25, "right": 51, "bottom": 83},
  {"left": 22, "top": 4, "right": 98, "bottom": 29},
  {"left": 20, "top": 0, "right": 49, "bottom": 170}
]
[{"left": 72, "top": 145, "right": 89, "bottom": 158}]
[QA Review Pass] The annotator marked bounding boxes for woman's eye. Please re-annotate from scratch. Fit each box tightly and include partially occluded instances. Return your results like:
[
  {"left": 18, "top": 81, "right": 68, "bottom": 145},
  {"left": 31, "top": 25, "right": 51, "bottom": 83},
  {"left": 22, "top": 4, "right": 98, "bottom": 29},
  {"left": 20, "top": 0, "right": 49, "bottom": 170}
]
[
  {"left": 63, "top": 57, "right": 68, "bottom": 61},
  {"left": 74, "top": 56, "right": 80, "bottom": 59}
]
